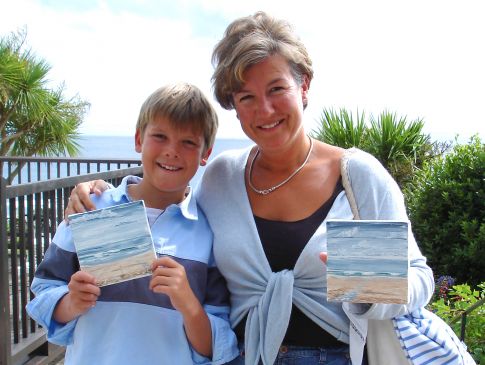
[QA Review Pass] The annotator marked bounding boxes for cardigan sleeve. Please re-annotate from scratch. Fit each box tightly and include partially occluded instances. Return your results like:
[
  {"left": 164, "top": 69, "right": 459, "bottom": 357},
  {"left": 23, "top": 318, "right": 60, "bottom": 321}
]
[{"left": 346, "top": 150, "right": 435, "bottom": 319}]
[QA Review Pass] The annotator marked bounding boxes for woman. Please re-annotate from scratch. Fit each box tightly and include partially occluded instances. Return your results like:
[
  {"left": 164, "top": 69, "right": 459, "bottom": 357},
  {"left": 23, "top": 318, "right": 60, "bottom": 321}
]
[{"left": 66, "top": 12, "right": 434, "bottom": 365}]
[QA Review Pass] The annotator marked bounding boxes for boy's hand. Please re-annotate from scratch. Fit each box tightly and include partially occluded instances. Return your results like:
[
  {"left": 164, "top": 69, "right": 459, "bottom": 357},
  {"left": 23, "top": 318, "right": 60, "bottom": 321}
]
[
  {"left": 54, "top": 271, "right": 101, "bottom": 323},
  {"left": 151, "top": 256, "right": 213, "bottom": 357},
  {"left": 150, "top": 257, "right": 199, "bottom": 316},
  {"left": 64, "top": 180, "right": 109, "bottom": 219}
]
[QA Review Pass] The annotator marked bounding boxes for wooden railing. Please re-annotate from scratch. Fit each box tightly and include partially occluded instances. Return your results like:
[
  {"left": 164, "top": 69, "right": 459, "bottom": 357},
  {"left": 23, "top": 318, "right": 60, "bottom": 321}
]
[
  {"left": 1, "top": 157, "right": 142, "bottom": 365},
  {"left": 1, "top": 156, "right": 141, "bottom": 185}
]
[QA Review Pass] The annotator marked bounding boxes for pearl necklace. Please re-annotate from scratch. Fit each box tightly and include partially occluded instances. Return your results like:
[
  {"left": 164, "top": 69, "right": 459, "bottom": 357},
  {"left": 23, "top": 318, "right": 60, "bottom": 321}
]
[{"left": 248, "top": 137, "right": 314, "bottom": 195}]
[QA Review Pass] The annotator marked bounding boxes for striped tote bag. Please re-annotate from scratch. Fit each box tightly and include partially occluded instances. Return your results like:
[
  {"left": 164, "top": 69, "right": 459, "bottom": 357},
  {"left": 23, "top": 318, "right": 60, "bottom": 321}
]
[{"left": 393, "top": 308, "right": 475, "bottom": 364}]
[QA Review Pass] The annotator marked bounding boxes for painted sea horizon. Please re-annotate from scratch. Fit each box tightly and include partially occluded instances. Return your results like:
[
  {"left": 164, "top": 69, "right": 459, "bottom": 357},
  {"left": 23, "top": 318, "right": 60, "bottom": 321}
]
[
  {"left": 69, "top": 200, "right": 156, "bottom": 287},
  {"left": 326, "top": 219, "right": 409, "bottom": 304}
]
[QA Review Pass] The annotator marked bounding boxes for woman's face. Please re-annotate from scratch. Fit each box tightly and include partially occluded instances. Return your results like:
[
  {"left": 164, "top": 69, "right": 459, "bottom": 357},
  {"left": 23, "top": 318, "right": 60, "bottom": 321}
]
[{"left": 232, "top": 54, "right": 309, "bottom": 151}]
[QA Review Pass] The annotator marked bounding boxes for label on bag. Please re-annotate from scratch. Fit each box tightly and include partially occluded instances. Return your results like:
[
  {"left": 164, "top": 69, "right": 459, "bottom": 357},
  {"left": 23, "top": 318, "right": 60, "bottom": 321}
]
[{"left": 343, "top": 303, "right": 368, "bottom": 365}]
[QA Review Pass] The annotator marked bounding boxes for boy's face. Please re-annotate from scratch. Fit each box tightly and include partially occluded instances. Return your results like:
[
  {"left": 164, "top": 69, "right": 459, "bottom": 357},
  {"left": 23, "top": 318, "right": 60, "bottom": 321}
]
[{"left": 135, "top": 117, "right": 211, "bottom": 200}]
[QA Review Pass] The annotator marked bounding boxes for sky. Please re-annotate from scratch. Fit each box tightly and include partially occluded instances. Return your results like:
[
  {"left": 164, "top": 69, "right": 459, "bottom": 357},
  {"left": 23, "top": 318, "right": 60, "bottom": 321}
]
[{"left": 1, "top": 0, "right": 484, "bottom": 143}]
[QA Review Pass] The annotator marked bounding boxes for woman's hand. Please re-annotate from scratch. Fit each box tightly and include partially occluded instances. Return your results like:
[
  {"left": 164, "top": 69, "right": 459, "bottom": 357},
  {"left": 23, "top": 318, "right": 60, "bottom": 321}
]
[
  {"left": 65, "top": 180, "right": 109, "bottom": 218},
  {"left": 319, "top": 252, "right": 328, "bottom": 264}
]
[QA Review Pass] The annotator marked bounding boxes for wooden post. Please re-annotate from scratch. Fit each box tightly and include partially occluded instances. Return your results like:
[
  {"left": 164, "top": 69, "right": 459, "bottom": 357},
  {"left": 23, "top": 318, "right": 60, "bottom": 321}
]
[{"left": 1, "top": 177, "right": 12, "bottom": 365}]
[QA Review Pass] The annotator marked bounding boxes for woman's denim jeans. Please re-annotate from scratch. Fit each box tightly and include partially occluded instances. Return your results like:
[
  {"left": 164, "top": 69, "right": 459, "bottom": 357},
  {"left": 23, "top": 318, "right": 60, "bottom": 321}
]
[{"left": 225, "top": 342, "right": 363, "bottom": 365}]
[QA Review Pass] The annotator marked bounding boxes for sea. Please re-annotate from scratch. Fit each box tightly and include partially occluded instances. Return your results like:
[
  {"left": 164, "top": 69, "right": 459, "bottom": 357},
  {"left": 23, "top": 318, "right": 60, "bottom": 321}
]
[
  {"left": 76, "top": 135, "right": 253, "bottom": 187},
  {"left": 5, "top": 135, "right": 253, "bottom": 187},
  {"left": 75, "top": 135, "right": 253, "bottom": 159}
]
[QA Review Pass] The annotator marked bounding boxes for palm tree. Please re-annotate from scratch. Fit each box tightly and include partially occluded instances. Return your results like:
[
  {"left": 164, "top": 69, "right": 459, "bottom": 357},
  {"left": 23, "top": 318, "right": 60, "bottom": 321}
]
[
  {"left": 311, "top": 108, "right": 366, "bottom": 149},
  {"left": 365, "top": 111, "right": 431, "bottom": 185},
  {"left": 311, "top": 107, "right": 448, "bottom": 187},
  {"left": 0, "top": 29, "right": 89, "bottom": 182}
]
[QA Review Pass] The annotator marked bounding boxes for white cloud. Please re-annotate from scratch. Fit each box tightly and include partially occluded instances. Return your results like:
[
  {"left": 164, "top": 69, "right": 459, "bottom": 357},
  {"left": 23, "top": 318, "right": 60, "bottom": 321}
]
[{"left": 1, "top": 0, "right": 484, "bottom": 142}]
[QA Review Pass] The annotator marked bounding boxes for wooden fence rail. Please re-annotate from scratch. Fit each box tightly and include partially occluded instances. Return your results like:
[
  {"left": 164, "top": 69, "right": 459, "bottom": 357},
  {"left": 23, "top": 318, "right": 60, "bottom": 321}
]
[{"left": 1, "top": 156, "right": 141, "bottom": 185}]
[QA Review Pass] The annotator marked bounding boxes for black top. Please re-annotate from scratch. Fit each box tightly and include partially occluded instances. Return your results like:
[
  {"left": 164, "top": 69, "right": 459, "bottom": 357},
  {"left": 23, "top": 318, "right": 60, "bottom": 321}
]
[{"left": 234, "top": 180, "right": 344, "bottom": 347}]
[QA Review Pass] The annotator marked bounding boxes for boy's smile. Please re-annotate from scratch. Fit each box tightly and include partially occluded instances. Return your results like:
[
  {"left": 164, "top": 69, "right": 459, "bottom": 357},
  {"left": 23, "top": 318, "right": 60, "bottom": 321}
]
[{"left": 132, "top": 117, "right": 210, "bottom": 209}]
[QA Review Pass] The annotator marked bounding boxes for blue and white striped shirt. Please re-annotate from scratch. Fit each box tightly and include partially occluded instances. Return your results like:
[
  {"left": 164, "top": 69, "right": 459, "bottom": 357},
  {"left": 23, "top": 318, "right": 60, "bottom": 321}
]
[{"left": 27, "top": 176, "right": 238, "bottom": 365}]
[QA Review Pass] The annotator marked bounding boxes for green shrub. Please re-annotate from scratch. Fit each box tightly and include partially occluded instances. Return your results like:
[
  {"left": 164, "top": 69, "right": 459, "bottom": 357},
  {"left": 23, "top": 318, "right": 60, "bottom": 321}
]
[
  {"left": 405, "top": 136, "right": 485, "bottom": 285},
  {"left": 428, "top": 282, "right": 485, "bottom": 364}
]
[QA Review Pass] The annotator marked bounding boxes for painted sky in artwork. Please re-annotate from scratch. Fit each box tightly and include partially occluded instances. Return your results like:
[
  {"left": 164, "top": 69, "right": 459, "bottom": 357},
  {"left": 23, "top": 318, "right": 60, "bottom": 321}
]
[
  {"left": 70, "top": 201, "right": 154, "bottom": 266},
  {"left": 327, "top": 220, "right": 408, "bottom": 278}
]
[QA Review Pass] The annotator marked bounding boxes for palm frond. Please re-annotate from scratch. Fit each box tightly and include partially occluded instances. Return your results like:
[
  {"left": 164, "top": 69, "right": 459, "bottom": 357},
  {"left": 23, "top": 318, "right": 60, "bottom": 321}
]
[
  {"left": 1, "top": 29, "right": 90, "bottom": 176},
  {"left": 311, "top": 107, "right": 366, "bottom": 148}
]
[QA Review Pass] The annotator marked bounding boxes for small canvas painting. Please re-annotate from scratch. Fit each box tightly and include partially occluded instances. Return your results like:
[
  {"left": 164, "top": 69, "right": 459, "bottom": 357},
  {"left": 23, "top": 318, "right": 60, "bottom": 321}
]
[
  {"left": 69, "top": 200, "right": 156, "bottom": 287},
  {"left": 326, "top": 220, "right": 408, "bottom": 304}
]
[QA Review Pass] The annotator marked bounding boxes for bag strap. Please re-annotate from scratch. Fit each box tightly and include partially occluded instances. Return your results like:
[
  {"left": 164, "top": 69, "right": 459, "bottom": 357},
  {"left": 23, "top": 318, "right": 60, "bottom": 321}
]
[{"left": 340, "top": 148, "right": 360, "bottom": 220}]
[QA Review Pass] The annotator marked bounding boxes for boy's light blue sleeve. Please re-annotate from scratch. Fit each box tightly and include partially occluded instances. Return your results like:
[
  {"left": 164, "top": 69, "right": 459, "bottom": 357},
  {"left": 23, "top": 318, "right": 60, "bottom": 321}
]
[
  {"left": 27, "top": 279, "right": 77, "bottom": 345},
  {"left": 191, "top": 263, "right": 238, "bottom": 365},
  {"left": 190, "top": 305, "right": 238, "bottom": 365},
  {"left": 26, "top": 221, "right": 80, "bottom": 345}
]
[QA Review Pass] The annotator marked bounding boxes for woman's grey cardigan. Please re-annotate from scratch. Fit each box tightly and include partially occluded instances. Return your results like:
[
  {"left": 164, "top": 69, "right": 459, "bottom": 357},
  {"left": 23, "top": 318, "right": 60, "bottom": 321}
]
[{"left": 196, "top": 147, "right": 434, "bottom": 365}]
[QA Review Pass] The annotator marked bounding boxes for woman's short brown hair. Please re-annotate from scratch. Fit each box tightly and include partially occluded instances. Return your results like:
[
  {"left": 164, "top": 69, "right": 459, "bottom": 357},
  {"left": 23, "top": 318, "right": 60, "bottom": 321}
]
[{"left": 211, "top": 11, "right": 314, "bottom": 110}]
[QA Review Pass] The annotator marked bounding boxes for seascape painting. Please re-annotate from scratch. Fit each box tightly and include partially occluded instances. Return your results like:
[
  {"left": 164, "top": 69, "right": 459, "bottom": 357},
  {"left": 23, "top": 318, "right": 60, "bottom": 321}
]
[
  {"left": 69, "top": 200, "right": 156, "bottom": 287},
  {"left": 326, "top": 220, "right": 409, "bottom": 304}
]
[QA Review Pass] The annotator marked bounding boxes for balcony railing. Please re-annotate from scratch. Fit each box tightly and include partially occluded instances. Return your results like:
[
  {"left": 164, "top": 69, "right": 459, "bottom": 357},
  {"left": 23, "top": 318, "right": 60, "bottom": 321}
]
[
  {"left": 1, "top": 157, "right": 142, "bottom": 365},
  {"left": 1, "top": 156, "right": 141, "bottom": 185}
]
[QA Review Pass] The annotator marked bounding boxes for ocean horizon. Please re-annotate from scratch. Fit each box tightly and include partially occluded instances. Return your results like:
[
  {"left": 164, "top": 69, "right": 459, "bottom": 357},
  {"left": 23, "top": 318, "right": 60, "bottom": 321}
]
[
  {"left": 4, "top": 135, "right": 253, "bottom": 187},
  {"left": 76, "top": 135, "right": 253, "bottom": 159},
  {"left": 78, "top": 135, "right": 253, "bottom": 187}
]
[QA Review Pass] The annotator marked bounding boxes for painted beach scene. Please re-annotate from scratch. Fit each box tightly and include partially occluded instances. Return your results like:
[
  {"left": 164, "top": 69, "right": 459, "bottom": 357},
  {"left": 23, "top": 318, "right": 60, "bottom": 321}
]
[
  {"left": 69, "top": 200, "right": 156, "bottom": 287},
  {"left": 326, "top": 220, "right": 409, "bottom": 304}
]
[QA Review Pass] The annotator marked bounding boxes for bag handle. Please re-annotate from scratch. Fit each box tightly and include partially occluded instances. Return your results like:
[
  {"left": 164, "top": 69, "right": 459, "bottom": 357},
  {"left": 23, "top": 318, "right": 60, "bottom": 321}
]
[{"left": 340, "top": 148, "right": 360, "bottom": 220}]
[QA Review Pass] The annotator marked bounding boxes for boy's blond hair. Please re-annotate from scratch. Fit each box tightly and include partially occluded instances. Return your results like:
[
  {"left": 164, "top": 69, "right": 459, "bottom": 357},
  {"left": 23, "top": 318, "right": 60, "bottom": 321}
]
[
  {"left": 211, "top": 11, "right": 314, "bottom": 110},
  {"left": 136, "top": 83, "right": 218, "bottom": 152}
]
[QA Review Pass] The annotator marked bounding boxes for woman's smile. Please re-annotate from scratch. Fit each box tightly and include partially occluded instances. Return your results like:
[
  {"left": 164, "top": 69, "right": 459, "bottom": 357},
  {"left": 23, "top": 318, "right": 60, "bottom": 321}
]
[{"left": 259, "top": 120, "right": 283, "bottom": 129}]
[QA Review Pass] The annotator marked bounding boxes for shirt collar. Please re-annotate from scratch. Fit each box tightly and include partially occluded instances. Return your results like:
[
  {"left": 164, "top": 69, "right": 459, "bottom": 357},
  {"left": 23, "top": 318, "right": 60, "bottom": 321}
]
[{"left": 110, "top": 175, "right": 198, "bottom": 221}]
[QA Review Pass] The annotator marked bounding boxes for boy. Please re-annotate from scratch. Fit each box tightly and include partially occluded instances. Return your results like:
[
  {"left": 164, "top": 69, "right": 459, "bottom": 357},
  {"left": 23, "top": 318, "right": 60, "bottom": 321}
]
[{"left": 27, "top": 83, "right": 238, "bottom": 365}]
